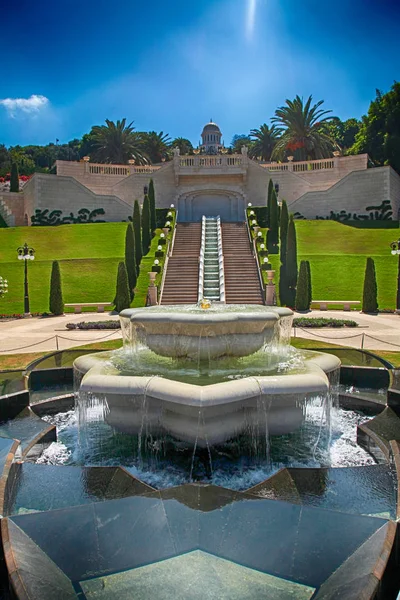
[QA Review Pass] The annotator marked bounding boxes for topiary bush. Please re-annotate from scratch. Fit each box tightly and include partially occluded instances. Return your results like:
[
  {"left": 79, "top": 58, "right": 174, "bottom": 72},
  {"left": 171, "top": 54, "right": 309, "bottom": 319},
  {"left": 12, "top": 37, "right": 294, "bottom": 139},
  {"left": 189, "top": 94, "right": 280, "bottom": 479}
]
[
  {"left": 293, "top": 317, "right": 358, "bottom": 328},
  {"left": 125, "top": 223, "right": 137, "bottom": 300},
  {"left": 49, "top": 260, "right": 64, "bottom": 315},
  {"left": 114, "top": 262, "right": 131, "bottom": 312},
  {"left": 141, "top": 194, "right": 151, "bottom": 255},
  {"left": 362, "top": 257, "right": 378, "bottom": 313},
  {"left": 295, "top": 261, "right": 309, "bottom": 311}
]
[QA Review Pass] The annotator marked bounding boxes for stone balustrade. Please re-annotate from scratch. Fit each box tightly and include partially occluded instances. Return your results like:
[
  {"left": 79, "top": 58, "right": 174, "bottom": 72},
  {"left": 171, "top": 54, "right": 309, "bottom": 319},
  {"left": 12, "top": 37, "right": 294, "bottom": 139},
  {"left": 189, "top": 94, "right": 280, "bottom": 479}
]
[{"left": 179, "top": 155, "right": 244, "bottom": 169}]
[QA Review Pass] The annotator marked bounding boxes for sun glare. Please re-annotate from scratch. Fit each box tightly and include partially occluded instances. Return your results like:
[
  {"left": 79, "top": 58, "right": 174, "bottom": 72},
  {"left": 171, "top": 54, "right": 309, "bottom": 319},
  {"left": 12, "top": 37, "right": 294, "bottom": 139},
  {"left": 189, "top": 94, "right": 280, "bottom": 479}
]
[{"left": 245, "top": 0, "right": 257, "bottom": 41}]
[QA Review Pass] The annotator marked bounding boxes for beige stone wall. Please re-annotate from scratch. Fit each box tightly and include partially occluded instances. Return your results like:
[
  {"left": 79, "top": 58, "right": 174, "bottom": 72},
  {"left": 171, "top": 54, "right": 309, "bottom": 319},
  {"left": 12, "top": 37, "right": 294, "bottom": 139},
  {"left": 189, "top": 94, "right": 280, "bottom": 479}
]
[
  {"left": 289, "top": 167, "right": 392, "bottom": 219},
  {"left": 0, "top": 191, "right": 25, "bottom": 226}
]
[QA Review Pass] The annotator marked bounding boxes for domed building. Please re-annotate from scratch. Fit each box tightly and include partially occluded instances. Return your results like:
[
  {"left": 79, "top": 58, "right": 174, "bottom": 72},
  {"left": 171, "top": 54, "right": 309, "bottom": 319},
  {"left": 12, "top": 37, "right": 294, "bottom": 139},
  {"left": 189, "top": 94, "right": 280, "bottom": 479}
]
[{"left": 200, "top": 120, "right": 224, "bottom": 154}]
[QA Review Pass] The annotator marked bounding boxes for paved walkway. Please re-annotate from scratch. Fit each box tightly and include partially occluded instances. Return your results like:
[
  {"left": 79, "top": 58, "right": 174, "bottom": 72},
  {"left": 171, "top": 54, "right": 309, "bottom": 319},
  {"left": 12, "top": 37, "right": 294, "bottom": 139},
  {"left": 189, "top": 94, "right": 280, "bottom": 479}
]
[
  {"left": 0, "top": 310, "right": 399, "bottom": 355},
  {"left": 292, "top": 310, "right": 400, "bottom": 351}
]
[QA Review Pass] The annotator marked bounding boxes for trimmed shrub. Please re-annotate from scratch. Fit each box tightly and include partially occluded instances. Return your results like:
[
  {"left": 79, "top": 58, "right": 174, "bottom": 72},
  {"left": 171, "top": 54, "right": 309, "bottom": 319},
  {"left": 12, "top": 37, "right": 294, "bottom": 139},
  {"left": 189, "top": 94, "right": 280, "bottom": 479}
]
[
  {"left": 279, "top": 199, "right": 289, "bottom": 306},
  {"left": 156, "top": 208, "right": 170, "bottom": 228},
  {"left": 306, "top": 260, "right": 312, "bottom": 307},
  {"left": 114, "top": 262, "right": 131, "bottom": 313},
  {"left": 285, "top": 215, "right": 298, "bottom": 307},
  {"left": 295, "top": 261, "right": 309, "bottom": 311},
  {"left": 125, "top": 223, "right": 137, "bottom": 300},
  {"left": 148, "top": 179, "right": 157, "bottom": 233},
  {"left": 133, "top": 200, "right": 142, "bottom": 271},
  {"left": 141, "top": 194, "right": 151, "bottom": 255},
  {"left": 293, "top": 317, "right": 358, "bottom": 328},
  {"left": 252, "top": 206, "right": 268, "bottom": 227},
  {"left": 49, "top": 260, "right": 64, "bottom": 315},
  {"left": 362, "top": 257, "right": 378, "bottom": 313},
  {"left": 267, "top": 178, "right": 274, "bottom": 228},
  {"left": 66, "top": 321, "right": 120, "bottom": 330},
  {"left": 267, "top": 187, "right": 279, "bottom": 254},
  {"left": 10, "top": 163, "right": 19, "bottom": 193}
]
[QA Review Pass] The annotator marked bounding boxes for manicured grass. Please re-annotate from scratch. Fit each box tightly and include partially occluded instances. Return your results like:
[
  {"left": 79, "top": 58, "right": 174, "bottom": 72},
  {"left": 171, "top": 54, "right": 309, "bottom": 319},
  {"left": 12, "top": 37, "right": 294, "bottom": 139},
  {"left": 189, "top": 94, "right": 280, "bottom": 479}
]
[
  {"left": 257, "top": 221, "right": 399, "bottom": 309},
  {"left": 0, "top": 224, "right": 166, "bottom": 314}
]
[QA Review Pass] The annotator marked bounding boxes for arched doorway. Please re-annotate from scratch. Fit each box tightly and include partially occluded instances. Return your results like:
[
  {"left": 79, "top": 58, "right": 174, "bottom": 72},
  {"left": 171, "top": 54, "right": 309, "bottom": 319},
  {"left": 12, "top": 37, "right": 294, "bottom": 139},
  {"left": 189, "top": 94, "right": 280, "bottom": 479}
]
[{"left": 177, "top": 190, "right": 245, "bottom": 222}]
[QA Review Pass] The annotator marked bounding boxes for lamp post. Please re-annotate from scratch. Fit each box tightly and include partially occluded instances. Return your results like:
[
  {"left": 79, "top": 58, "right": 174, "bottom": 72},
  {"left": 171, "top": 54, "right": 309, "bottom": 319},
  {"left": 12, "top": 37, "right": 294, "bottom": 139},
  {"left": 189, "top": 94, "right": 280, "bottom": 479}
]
[
  {"left": 17, "top": 243, "right": 35, "bottom": 316},
  {"left": 390, "top": 238, "right": 400, "bottom": 313}
]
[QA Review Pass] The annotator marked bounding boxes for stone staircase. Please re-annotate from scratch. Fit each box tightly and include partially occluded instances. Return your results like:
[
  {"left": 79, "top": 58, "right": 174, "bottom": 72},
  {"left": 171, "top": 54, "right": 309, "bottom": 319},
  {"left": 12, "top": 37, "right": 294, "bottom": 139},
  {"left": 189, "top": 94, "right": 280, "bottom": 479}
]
[
  {"left": 203, "top": 218, "right": 221, "bottom": 301},
  {"left": 221, "top": 222, "right": 264, "bottom": 304},
  {"left": 160, "top": 223, "right": 201, "bottom": 305}
]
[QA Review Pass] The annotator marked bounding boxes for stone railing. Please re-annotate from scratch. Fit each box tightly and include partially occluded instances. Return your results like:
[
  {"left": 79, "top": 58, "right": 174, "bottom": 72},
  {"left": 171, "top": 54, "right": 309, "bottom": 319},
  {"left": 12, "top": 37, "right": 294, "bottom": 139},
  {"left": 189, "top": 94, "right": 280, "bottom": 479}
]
[
  {"left": 88, "top": 164, "right": 160, "bottom": 176},
  {"left": 198, "top": 216, "right": 206, "bottom": 302},
  {"left": 179, "top": 155, "right": 244, "bottom": 169},
  {"left": 216, "top": 216, "right": 226, "bottom": 303},
  {"left": 261, "top": 158, "right": 336, "bottom": 173}
]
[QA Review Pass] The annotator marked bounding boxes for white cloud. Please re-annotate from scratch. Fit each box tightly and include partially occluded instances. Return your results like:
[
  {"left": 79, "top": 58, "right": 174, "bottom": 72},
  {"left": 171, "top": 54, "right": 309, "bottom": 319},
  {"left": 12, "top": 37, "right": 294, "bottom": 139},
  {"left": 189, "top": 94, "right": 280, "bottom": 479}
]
[{"left": 0, "top": 94, "right": 49, "bottom": 118}]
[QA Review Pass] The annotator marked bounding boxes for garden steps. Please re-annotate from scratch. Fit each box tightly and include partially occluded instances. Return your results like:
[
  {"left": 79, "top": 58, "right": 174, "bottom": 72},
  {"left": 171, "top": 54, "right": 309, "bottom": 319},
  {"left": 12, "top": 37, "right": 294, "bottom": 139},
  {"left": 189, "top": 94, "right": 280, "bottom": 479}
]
[
  {"left": 221, "top": 223, "right": 264, "bottom": 305},
  {"left": 160, "top": 223, "right": 201, "bottom": 305}
]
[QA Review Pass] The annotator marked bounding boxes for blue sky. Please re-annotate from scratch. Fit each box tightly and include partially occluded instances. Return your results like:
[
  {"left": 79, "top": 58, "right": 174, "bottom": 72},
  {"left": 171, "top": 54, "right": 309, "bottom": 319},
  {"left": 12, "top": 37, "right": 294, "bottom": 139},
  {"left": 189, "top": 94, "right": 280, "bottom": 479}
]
[{"left": 1, "top": 0, "right": 399, "bottom": 147}]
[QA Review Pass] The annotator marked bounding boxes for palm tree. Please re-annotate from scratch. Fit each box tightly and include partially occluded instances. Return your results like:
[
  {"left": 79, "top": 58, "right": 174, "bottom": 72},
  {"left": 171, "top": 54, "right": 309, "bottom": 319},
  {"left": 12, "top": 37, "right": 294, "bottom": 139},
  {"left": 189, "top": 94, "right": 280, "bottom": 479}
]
[
  {"left": 141, "top": 131, "right": 171, "bottom": 164},
  {"left": 171, "top": 137, "right": 193, "bottom": 155},
  {"left": 249, "top": 124, "right": 279, "bottom": 161},
  {"left": 271, "top": 95, "right": 338, "bottom": 161},
  {"left": 90, "top": 119, "right": 147, "bottom": 164},
  {"left": 231, "top": 134, "right": 252, "bottom": 154}
]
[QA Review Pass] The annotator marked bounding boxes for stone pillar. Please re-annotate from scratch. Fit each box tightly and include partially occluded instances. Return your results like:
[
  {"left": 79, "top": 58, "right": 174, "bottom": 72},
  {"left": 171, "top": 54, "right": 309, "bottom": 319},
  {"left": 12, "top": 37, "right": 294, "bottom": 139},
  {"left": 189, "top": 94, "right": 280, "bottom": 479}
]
[
  {"left": 265, "top": 284, "right": 276, "bottom": 306},
  {"left": 147, "top": 271, "right": 158, "bottom": 306}
]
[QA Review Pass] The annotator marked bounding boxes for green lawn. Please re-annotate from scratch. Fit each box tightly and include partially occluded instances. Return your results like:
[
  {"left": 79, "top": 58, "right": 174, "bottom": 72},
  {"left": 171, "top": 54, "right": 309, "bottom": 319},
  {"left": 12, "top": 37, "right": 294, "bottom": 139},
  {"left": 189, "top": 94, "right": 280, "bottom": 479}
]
[
  {"left": 257, "top": 221, "right": 399, "bottom": 309},
  {"left": 0, "top": 223, "right": 165, "bottom": 314}
]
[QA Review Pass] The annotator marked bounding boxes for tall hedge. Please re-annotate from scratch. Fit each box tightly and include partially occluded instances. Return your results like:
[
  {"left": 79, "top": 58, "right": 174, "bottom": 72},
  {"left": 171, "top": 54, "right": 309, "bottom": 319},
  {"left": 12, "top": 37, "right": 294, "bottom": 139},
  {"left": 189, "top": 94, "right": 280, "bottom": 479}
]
[
  {"left": 10, "top": 163, "right": 19, "bottom": 193},
  {"left": 285, "top": 214, "right": 298, "bottom": 307},
  {"left": 133, "top": 200, "right": 142, "bottom": 271},
  {"left": 306, "top": 260, "right": 312, "bottom": 307},
  {"left": 279, "top": 200, "right": 289, "bottom": 305},
  {"left": 295, "top": 261, "right": 310, "bottom": 311},
  {"left": 114, "top": 261, "right": 131, "bottom": 313},
  {"left": 267, "top": 187, "right": 279, "bottom": 254},
  {"left": 125, "top": 223, "right": 137, "bottom": 300},
  {"left": 267, "top": 178, "right": 274, "bottom": 228},
  {"left": 141, "top": 194, "right": 151, "bottom": 256},
  {"left": 49, "top": 260, "right": 64, "bottom": 315},
  {"left": 362, "top": 257, "right": 378, "bottom": 313},
  {"left": 148, "top": 179, "right": 157, "bottom": 233}
]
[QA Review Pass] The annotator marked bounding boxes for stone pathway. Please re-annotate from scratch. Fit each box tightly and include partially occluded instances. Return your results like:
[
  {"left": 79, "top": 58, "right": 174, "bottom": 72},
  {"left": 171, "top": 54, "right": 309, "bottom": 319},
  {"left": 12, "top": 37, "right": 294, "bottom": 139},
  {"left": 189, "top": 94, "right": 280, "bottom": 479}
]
[{"left": 0, "top": 310, "right": 399, "bottom": 355}]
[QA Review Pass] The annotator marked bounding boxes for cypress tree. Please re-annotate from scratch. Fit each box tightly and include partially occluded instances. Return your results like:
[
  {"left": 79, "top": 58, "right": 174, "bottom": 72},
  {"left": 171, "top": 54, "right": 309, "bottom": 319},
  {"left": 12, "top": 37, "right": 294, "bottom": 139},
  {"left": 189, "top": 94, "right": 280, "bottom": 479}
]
[
  {"left": 125, "top": 223, "right": 137, "bottom": 300},
  {"left": 362, "top": 257, "right": 378, "bottom": 313},
  {"left": 141, "top": 194, "right": 151, "bottom": 256},
  {"left": 114, "top": 261, "right": 131, "bottom": 312},
  {"left": 279, "top": 200, "right": 289, "bottom": 305},
  {"left": 49, "top": 260, "right": 64, "bottom": 315},
  {"left": 10, "top": 163, "right": 19, "bottom": 193},
  {"left": 148, "top": 179, "right": 157, "bottom": 234},
  {"left": 133, "top": 200, "right": 142, "bottom": 271},
  {"left": 306, "top": 260, "right": 312, "bottom": 307},
  {"left": 267, "top": 178, "right": 274, "bottom": 228},
  {"left": 267, "top": 187, "right": 279, "bottom": 254},
  {"left": 286, "top": 215, "right": 298, "bottom": 307},
  {"left": 295, "top": 261, "right": 309, "bottom": 311}
]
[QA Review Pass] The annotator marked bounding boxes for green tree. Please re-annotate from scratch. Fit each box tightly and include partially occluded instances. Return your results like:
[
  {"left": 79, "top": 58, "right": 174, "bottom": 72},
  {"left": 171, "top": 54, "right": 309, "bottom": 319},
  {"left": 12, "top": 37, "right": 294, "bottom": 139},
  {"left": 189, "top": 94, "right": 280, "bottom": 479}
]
[
  {"left": 279, "top": 200, "right": 289, "bottom": 306},
  {"left": 114, "top": 261, "right": 131, "bottom": 312},
  {"left": 141, "top": 131, "right": 171, "bottom": 163},
  {"left": 272, "top": 95, "right": 338, "bottom": 161},
  {"left": 90, "top": 119, "right": 146, "bottom": 164},
  {"left": 267, "top": 187, "right": 279, "bottom": 254},
  {"left": 348, "top": 83, "right": 400, "bottom": 174},
  {"left": 125, "top": 223, "right": 137, "bottom": 300},
  {"left": 49, "top": 261, "right": 64, "bottom": 315},
  {"left": 231, "top": 134, "right": 252, "bottom": 154},
  {"left": 171, "top": 137, "right": 193, "bottom": 155},
  {"left": 306, "top": 260, "right": 312, "bottom": 307},
  {"left": 148, "top": 179, "right": 157, "bottom": 233},
  {"left": 141, "top": 194, "right": 151, "bottom": 255},
  {"left": 249, "top": 124, "right": 279, "bottom": 161},
  {"left": 133, "top": 200, "right": 142, "bottom": 271},
  {"left": 10, "top": 163, "right": 19, "bottom": 192},
  {"left": 326, "top": 118, "right": 361, "bottom": 152},
  {"left": 285, "top": 215, "right": 298, "bottom": 307},
  {"left": 295, "top": 261, "right": 310, "bottom": 311},
  {"left": 266, "top": 178, "right": 274, "bottom": 228},
  {"left": 362, "top": 257, "right": 378, "bottom": 313}
]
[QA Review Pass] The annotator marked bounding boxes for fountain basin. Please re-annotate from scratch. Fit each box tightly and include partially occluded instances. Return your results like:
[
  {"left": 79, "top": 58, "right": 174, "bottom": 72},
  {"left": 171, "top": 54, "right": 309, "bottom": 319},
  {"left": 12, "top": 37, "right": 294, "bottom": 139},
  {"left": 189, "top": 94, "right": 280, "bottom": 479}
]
[
  {"left": 120, "top": 306, "right": 293, "bottom": 359},
  {"left": 75, "top": 351, "right": 340, "bottom": 447}
]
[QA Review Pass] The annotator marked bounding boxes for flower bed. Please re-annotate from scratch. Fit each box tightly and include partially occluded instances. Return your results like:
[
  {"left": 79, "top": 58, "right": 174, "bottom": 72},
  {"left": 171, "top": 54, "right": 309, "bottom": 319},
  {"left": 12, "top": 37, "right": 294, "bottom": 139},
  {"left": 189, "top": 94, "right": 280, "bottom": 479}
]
[
  {"left": 66, "top": 321, "right": 120, "bottom": 330},
  {"left": 293, "top": 317, "right": 358, "bottom": 328}
]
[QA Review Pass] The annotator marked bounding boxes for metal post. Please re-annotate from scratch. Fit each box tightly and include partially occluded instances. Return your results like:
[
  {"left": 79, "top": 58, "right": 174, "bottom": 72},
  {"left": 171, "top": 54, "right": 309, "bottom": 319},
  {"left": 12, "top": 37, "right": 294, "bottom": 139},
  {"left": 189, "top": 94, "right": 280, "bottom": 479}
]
[
  {"left": 361, "top": 333, "right": 365, "bottom": 349},
  {"left": 56, "top": 335, "right": 59, "bottom": 350},
  {"left": 24, "top": 258, "right": 30, "bottom": 315}
]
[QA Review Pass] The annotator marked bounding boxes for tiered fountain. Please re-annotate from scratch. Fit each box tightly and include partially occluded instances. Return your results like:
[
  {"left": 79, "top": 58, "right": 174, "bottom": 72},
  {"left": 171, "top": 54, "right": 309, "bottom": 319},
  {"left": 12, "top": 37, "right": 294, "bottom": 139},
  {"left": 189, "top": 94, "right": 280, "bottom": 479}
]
[{"left": 74, "top": 303, "right": 340, "bottom": 455}]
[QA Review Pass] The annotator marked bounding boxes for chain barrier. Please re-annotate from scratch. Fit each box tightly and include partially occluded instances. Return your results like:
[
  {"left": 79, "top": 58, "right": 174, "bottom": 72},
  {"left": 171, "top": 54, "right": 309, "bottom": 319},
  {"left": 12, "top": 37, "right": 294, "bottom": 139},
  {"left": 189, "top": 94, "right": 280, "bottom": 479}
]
[
  {"left": 296, "top": 327, "right": 363, "bottom": 340},
  {"left": 0, "top": 329, "right": 122, "bottom": 353},
  {"left": 294, "top": 327, "right": 400, "bottom": 351}
]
